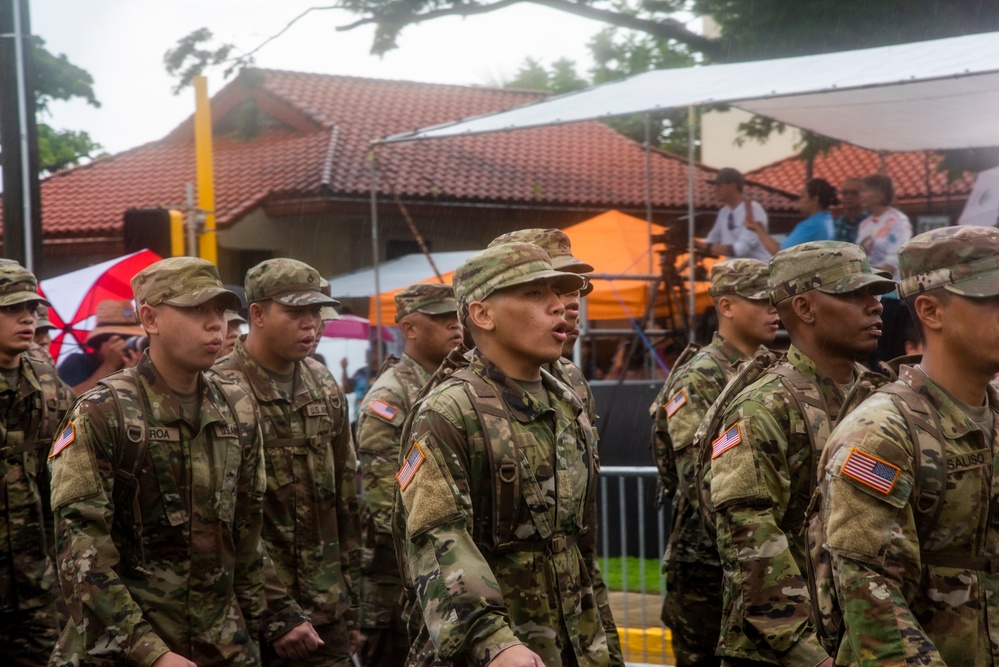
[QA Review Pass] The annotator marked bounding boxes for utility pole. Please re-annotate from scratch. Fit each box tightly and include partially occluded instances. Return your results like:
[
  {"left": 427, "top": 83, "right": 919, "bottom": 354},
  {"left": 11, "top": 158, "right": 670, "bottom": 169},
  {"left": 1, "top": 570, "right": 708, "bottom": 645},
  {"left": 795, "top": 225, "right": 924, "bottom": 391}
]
[{"left": 0, "top": 0, "right": 42, "bottom": 273}]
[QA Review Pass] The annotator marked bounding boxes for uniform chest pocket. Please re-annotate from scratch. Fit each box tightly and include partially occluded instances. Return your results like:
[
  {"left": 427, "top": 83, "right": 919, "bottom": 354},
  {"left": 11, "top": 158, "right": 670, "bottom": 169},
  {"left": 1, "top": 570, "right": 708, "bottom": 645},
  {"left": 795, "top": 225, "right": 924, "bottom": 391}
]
[{"left": 149, "top": 439, "right": 189, "bottom": 528}]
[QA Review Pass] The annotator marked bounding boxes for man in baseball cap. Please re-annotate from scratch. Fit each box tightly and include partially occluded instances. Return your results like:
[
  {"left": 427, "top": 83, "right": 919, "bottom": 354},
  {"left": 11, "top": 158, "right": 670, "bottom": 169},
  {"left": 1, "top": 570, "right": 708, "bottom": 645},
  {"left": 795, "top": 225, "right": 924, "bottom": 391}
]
[
  {"left": 214, "top": 257, "right": 360, "bottom": 663},
  {"left": 355, "top": 282, "right": 460, "bottom": 667},
  {"left": 706, "top": 241, "right": 895, "bottom": 666},
  {"left": 48, "top": 256, "right": 296, "bottom": 667},
  {"left": 700, "top": 166, "right": 772, "bottom": 262},
  {"left": 397, "top": 242, "right": 622, "bottom": 666},
  {"left": 822, "top": 226, "right": 999, "bottom": 666},
  {"left": 651, "top": 257, "right": 779, "bottom": 666}
]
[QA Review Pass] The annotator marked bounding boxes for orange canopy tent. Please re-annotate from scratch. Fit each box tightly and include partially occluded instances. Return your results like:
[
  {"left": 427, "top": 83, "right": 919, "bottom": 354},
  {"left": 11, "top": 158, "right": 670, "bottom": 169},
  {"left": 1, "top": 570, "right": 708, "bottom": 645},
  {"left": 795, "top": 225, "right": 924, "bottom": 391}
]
[{"left": 369, "top": 210, "right": 716, "bottom": 322}]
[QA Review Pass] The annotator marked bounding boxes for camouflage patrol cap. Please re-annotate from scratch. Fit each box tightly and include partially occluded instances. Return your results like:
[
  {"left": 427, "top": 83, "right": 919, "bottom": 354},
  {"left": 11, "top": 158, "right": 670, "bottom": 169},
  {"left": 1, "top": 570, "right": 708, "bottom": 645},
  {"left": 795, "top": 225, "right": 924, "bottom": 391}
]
[
  {"left": 318, "top": 277, "right": 340, "bottom": 321},
  {"left": 394, "top": 283, "right": 458, "bottom": 322},
  {"left": 769, "top": 241, "right": 895, "bottom": 304},
  {"left": 489, "top": 228, "right": 595, "bottom": 296},
  {"left": 708, "top": 258, "right": 770, "bottom": 300},
  {"left": 0, "top": 263, "right": 49, "bottom": 308},
  {"left": 245, "top": 258, "right": 341, "bottom": 308},
  {"left": 489, "top": 228, "right": 595, "bottom": 273},
  {"left": 132, "top": 257, "right": 241, "bottom": 310},
  {"left": 35, "top": 304, "right": 55, "bottom": 331},
  {"left": 454, "top": 243, "right": 585, "bottom": 321},
  {"left": 898, "top": 225, "right": 999, "bottom": 298}
]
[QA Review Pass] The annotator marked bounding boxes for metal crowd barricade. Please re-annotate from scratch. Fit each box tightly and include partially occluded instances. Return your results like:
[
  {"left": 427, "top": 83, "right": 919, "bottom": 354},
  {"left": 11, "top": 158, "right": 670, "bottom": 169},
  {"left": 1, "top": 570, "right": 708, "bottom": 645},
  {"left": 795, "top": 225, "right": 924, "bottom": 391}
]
[{"left": 599, "top": 465, "right": 673, "bottom": 666}]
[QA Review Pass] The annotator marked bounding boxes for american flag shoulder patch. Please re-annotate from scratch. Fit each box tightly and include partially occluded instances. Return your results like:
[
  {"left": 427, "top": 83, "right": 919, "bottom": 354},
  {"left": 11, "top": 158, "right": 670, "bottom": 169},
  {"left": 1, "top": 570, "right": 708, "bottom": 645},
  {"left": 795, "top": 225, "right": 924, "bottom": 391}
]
[
  {"left": 396, "top": 440, "right": 426, "bottom": 491},
  {"left": 711, "top": 423, "right": 742, "bottom": 459},
  {"left": 49, "top": 423, "right": 75, "bottom": 459},
  {"left": 841, "top": 448, "right": 900, "bottom": 494},
  {"left": 370, "top": 399, "right": 399, "bottom": 421},
  {"left": 664, "top": 390, "right": 688, "bottom": 418}
]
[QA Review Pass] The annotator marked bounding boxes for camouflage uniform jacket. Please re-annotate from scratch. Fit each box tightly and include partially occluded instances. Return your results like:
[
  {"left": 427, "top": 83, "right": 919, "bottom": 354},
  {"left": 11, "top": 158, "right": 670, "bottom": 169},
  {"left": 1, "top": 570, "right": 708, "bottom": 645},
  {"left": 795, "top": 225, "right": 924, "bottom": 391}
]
[
  {"left": 710, "top": 345, "right": 858, "bottom": 665},
  {"left": 400, "top": 349, "right": 619, "bottom": 667},
  {"left": 550, "top": 357, "right": 596, "bottom": 426},
  {"left": 48, "top": 353, "right": 268, "bottom": 667},
  {"left": 356, "top": 353, "right": 429, "bottom": 628},
  {"left": 652, "top": 333, "right": 746, "bottom": 566},
  {"left": 213, "top": 338, "right": 361, "bottom": 640},
  {"left": 0, "top": 353, "right": 74, "bottom": 613},
  {"left": 823, "top": 365, "right": 999, "bottom": 666}
]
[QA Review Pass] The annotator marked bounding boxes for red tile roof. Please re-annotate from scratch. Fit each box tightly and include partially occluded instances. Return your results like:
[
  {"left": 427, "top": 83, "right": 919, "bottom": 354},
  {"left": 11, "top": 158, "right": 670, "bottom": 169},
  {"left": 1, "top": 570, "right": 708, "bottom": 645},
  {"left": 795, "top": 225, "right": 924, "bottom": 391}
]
[
  {"left": 748, "top": 143, "right": 975, "bottom": 203},
  {"left": 30, "top": 69, "right": 797, "bottom": 241}
]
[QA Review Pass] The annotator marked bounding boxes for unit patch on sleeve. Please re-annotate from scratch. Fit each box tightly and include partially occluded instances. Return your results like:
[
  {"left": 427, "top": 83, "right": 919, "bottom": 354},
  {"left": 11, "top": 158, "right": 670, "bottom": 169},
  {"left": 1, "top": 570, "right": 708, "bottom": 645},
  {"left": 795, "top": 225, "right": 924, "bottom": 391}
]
[
  {"left": 841, "top": 448, "right": 900, "bottom": 494},
  {"left": 711, "top": 423, "right": 742, "bottom": 459},
  {"left": 370, "top": 399, "right": 399, "bottom": 421},
  {"left": 396, "top": 440, "right": 426, "bottom": 491},
  {"left": 664, "top": 390, "right": 688, "bottom": 418},
  {"left": 49, "top": 423, "right": 75, "bottom": 458}
]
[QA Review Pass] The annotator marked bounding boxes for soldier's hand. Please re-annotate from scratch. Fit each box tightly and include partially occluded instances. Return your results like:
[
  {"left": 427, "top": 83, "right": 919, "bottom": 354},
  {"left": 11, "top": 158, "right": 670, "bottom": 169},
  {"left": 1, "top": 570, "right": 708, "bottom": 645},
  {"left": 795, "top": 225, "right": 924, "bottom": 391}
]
[
  {"left": 152, "top": 652, "right": 197, "bottom": 667},
  {"left": 348, "top": 628, "right": 363, "bottom": 654},
  {"left": 272, "top": 620, "right": 325, "bottom": 661},
  {"left": 818, "top": 658, "right": 835, "bottom": 667},
  {"left": 487, "top": 645, "right": 544, "bottom": 667}
]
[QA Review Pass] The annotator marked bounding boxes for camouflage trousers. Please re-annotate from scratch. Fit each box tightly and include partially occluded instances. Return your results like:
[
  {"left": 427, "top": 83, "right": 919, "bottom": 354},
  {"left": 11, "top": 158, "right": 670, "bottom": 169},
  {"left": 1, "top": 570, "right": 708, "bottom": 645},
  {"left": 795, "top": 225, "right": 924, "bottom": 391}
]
[
  {"left": 359, "top": 623, "right": 410, "bottom": 667},
  {"left": 661, "top": 558, "right": 723, "bottom": 667},
  {"left": 0, "top": 603, "right": 60, "bottom": 666},
  {"left": 261, "top": 623, "right": 353, "bottom": 667}
]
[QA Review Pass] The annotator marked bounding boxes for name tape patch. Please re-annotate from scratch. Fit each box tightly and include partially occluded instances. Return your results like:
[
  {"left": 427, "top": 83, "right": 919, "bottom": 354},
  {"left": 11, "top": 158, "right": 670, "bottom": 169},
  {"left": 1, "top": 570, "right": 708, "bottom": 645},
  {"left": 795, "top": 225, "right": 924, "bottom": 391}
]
[
  {"left": 711, "top": 423, "right": 742, "bottom": 459},
  {"left": 148, "top": 426, "right": 181, "bottom": 441},
  {"left": 370, "top": 399, "right": 399, "bottom": 421},
  {"left": 49, "top": 423, "right": 75, "bottom": 458},
  {"left": 664, "top": 390, "right": 688, "bottom": 418},
  {"left": 396, "top": 441, "right": 426, "bottom": 491},
  {"left": 841, "top": 448, "right": 900, "bottom": 494},
  {"left": 306, "top": 403, "right": 329, "bottom": 417}
]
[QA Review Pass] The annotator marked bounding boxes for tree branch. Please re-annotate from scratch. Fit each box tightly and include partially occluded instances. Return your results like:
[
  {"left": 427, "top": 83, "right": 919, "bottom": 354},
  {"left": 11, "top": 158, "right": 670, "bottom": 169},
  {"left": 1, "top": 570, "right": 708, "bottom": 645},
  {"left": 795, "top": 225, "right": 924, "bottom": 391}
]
[{"left": 335, "top": 0, "right": 724, "bottom": 59}]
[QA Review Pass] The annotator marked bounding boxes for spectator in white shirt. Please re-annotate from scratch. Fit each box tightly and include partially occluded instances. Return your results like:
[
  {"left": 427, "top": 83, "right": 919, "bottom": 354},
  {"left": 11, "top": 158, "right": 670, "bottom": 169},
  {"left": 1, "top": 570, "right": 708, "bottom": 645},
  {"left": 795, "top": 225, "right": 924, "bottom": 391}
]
[{"left": 697, "top": 167, "right": 771, "bottom": 262}]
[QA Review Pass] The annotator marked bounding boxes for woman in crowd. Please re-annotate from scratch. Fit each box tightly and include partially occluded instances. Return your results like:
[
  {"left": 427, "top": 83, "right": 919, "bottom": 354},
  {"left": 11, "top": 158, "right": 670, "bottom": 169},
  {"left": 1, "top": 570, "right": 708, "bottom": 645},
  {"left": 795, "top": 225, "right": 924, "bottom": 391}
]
[{"left": 748, "top": 178, "right": 837, "bottom": 255}]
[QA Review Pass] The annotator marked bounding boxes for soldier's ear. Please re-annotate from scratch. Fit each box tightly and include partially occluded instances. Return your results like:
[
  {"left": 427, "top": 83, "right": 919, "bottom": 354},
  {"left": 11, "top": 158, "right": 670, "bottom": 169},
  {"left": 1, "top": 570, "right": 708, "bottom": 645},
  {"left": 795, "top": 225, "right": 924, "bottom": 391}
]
[
  {"left": 912, "top": 293, "right": 945, "bottom": 336},
  {"left": 399, "top": 317, "right": 417, "bottom": 339},
  {"left": 248, "top": 302, "right": 267, "bottom": 328},
  {"left": 137, "top": 303, "right": 158, "bottom": 335},
  {"left": 789, "top": 293, "right": 816, "bottom": 325},
  {"left": 716, "top": 295, "right": 735, "bottom": 320},
  {"left": 467, "top": 300, "right": 495, "bottom": 332}
]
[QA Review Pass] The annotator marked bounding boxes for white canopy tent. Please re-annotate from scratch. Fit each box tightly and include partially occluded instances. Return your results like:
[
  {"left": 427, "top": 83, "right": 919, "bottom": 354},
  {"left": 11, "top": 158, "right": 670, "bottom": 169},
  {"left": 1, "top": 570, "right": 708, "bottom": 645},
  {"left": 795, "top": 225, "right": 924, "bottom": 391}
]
[
  {"left": 958, "top": 166, "right": 999, "bottom": 227},
  {"left": 327, "top": 251, "right": 472, "bottom": 298},
  {"left": 381, "top": 31, "right": 999, "bottom": 151},
  {"left": 369, "top": 31, "right": 999, "bottom": 342}
]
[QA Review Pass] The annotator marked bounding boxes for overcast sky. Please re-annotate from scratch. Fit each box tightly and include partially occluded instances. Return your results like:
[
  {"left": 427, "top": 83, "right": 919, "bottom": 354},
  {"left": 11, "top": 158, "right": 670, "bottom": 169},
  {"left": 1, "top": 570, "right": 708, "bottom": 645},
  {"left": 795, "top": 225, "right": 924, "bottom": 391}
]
[{"left": 32, "top": 0, "right": 614, "bottom": 155}]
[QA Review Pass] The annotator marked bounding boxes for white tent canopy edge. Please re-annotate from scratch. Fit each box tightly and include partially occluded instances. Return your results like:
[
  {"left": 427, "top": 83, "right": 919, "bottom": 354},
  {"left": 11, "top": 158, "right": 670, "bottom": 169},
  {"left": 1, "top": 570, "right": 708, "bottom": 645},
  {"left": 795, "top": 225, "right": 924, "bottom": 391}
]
[{"left": 379, "top": 31, "right": 999, "bottom": 152}]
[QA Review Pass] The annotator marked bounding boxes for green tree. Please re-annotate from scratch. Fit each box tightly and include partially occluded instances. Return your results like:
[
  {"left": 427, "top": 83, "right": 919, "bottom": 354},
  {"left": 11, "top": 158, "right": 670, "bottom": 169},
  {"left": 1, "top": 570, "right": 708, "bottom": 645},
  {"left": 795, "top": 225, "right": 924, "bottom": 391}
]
[{"left": 30, "top": 37, "right": 102, "bottom": 173}]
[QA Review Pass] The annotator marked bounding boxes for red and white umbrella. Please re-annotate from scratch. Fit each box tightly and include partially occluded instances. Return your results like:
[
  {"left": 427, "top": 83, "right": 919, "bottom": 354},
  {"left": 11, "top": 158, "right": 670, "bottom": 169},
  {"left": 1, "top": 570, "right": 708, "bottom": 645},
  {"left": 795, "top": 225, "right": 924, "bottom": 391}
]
[{"left": 39, "top": 249, "right": 162, "bottom": 364}]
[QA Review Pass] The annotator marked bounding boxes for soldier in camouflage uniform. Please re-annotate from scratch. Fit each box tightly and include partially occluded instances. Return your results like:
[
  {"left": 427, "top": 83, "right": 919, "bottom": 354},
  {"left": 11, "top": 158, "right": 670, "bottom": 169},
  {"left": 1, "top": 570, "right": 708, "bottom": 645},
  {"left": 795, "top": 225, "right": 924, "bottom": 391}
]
[
  {"left": 355, "top": 282, "right": 461, "bottom": 666},
  {"left": 213, "top": 258, "right": 361, "bottom": 666},
  {"left": 707, "top": 242, "right": 894, "bottom": 666},
  {"left": 489, "top": 228, "right": 596, "bottom": 418},
  {"left": 48, "top": 257, "right": 310, "bottom": 667},
  {"left": 821, "top": 226, "right": 999, "bottom": 666},
  {"left": 650, "top": 259, "right": 777, "bottom": 667},
  {"left": 399, "top": 242, "right": 622, "bottom": 667},
  {"left": 0, "top": 264, "right": 75, "bottom": 666}
]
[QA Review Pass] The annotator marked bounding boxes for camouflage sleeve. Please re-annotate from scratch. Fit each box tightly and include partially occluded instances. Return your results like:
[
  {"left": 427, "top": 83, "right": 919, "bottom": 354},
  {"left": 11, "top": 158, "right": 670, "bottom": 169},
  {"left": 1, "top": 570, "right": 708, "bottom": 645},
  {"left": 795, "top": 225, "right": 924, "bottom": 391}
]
[
  {"left": 664, "top": 364, "right": 726, "bottom": 496},
  {"left": 334, "top": 386, "right": 362, "bottom": 628},
  {"left": 822, "top": 409, "right": 936, "bottom": 665},
  {"left": 231, "top": 395, "right": 273, "bottom": 640},
  {"left": 49, "top": 398, "right": 173, "bottom": 667},
  {"left": 650, "top": 383, "right": 678, "bottom": 504},
  {"left": 579, "top": 449, "right": 625, "bottom": 665},
  {"left": 400, "top": 397, "right": 523, "bottom": 667},
  {"left": 356, "top": 389, "right": 406, "bottom": 628},
  {"left": 709, "top": 399, "right": 830, "bottom": 665}
]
